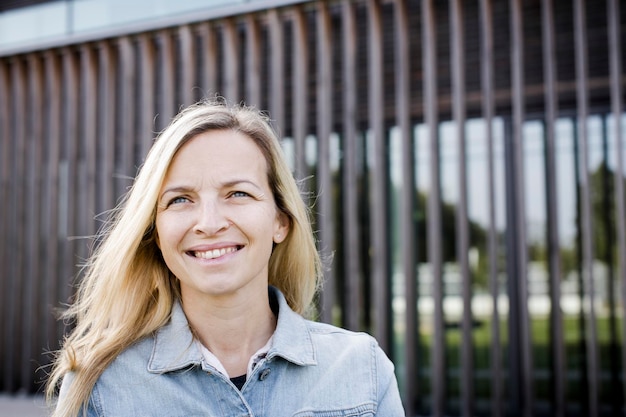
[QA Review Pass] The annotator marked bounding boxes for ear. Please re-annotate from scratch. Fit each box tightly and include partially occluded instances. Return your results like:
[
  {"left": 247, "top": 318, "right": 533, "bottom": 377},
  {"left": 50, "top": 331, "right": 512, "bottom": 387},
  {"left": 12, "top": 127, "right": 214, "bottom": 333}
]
[{"left": 273, "top": 211, "right": 290, "bottom": 244}]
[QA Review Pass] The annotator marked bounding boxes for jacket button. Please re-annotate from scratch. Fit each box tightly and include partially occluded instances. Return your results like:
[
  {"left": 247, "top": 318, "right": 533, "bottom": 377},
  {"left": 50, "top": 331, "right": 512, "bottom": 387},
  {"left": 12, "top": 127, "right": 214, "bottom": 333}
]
[{"left": 259, "top": 369, "right": 271, "bottom": 381}]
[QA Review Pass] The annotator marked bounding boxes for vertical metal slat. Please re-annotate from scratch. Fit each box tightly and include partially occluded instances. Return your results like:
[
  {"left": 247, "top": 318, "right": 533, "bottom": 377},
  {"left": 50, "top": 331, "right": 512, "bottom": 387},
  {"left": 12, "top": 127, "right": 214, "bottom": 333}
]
[
  {"left": 540, "top": 1, "right": 565, "bottom": 415},
  {"left": 179, "top": 25, "right": 195, "bottom": 106},
  {"left": 394, "top": 0, "right": 417, "bottom": 413},
  {"left": 574, "top": 0, "right": 599, "bottom": 415},
  {"left": 341, "top": 0, "right": 362, "bottom": 332},
  {"left": 59, "top": 47, "right": 79, "bottom": 331},
  {"left": 0, "top": 59, "right": 9, "bottom": 391},
  {"left": 76, "top": 45, "right": 99, "bottom": 255},
  {"left": 422, "top": 0, "right": 445, "bottom": 415},
  {"left": 268, "top": 9, "right": 285, "bottom": 133},
  {"left": 200, "top": 23, "right": 218, "bottom": 101},
  {"left": 7, "top": 58, "right": 26, "bottom": 393},
  {"left": 367, "top": 0, "right": 390, "bottom": 353},
  {"left": 222, "top": 19, "right": 239, "bottom": 104},
  {"left": 510, "top": 0, "right": 533, "bottom": 414},
  {"left": 608, "top": 0, "right": 626, "bottom": 407},
  {"left": 138, "top": 34, "right": 156, "bottom": 161},
  {"left": 79, "top": 44, "right": 98, "bottom": 248},
  {"left": 450, "top": 1, "right": 474, "bottom": 415},
  {"left": 24, "top": 53, "right": 44, "bottom": 390},
  {"left": 118, "top": 36, "right": 136, "bottom": 194},
  {"left": 316, "top": 1, "right": 335, "bottom": 324},
  {"left": 97, "top": 42, "right": 115, "bottom": 213},
  {"left": 157, "top": 31, "right": 175, "bottom": 131},
  {"left": 291, "top": 7, "right": 308, "bottom": 181},
  {"left": 245, "top": 14, "right": 261, "bottom": 109},
  {"left": 479, "top": 1, "right": 502, "bottom": 415},
  {"left": 42, "top": 50, "right": 61, "bottom": 358}
]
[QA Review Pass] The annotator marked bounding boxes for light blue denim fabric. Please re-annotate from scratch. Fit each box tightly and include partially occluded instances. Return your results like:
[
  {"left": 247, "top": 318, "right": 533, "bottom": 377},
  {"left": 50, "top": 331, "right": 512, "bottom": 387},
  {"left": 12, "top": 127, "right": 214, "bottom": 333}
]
[{"left": 59, "top": 287, "right": 405, "bottom": 416}]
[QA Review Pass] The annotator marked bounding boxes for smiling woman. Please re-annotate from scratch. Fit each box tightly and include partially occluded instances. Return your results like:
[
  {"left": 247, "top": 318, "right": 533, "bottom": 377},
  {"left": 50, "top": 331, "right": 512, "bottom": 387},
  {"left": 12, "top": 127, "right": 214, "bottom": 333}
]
[
  {"left": 155, "top": 130, "right": 289, "bottom": 371},
  {"left": 45, "top": 100, "right": 403, "bottom": 417}
]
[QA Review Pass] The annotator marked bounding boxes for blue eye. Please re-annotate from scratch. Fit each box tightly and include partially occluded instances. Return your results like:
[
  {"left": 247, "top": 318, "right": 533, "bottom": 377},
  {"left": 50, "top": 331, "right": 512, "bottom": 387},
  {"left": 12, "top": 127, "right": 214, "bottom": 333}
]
[
  {"left": 231, "top": 191, "right": 250, "bottom": 198},
  {"left": 169, "top": 196, "right": 189, "bottom": 205}
]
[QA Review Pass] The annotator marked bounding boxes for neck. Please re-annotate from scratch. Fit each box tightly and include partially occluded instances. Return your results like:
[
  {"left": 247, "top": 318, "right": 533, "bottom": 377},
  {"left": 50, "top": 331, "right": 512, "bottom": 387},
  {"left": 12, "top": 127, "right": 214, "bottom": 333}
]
[{"left": 181, "top": 289, "right": 276, "bottom": 377}]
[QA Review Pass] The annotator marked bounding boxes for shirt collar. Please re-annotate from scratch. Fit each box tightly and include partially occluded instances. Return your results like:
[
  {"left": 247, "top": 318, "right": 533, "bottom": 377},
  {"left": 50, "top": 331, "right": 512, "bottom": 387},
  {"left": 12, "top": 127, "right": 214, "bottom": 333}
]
[
  {"left": 195, "top": 335, "right": 273, "bottom": 378},
  {"left": 147, "top": 286, "right": 316, "bottom": 374}
]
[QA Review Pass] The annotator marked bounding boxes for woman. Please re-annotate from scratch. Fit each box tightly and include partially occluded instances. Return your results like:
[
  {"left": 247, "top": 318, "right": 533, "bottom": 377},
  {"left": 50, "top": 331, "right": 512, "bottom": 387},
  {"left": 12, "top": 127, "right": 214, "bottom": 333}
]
[{"left": 47, "top": 101, "right": 404, "bottom": 416}]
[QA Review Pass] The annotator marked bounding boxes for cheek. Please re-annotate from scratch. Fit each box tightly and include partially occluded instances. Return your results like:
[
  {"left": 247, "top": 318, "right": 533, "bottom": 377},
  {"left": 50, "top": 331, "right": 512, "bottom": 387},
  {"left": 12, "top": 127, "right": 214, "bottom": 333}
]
[
  {"left": 155, "top": 214, "right": 184, "bottom": 249},
  {"left": 257, "top": 207, "right": 283, "bottom": 236}
]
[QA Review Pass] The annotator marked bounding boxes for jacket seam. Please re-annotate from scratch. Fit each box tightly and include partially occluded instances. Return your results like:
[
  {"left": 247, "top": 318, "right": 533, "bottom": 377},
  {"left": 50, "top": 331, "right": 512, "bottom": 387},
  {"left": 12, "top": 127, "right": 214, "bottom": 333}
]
[
  {"left": 90, "top": 381, "right": 104, "bottom": 417},
  {"left": 370, "top": 339, "right": 378, "bottom": 409}
]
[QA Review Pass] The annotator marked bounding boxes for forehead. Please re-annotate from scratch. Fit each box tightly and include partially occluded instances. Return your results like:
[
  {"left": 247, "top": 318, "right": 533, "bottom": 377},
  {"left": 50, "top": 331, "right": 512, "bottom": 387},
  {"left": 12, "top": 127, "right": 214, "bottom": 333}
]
[{"left": 163, "top": 129, "right": 269, "bottom": 184}]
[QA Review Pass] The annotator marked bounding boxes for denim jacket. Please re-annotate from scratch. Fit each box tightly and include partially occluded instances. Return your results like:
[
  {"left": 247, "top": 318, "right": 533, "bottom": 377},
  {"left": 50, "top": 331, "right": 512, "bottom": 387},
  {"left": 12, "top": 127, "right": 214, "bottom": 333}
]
[{"left": 60, "top": 287, "right": 405, "bottom": 416}]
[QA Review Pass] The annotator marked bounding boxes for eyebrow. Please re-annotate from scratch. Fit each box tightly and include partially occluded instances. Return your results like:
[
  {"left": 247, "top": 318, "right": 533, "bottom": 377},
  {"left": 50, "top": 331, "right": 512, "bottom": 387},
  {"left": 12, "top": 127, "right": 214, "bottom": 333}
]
[
  {"left": 222, "top": 179, "right": 264, "bottom": 191},
  {"left": 158, "top": 185, "right": 195, "bottom": 202},
  {"left": 159, "top": 179, "right": 265, "bottom": 200},
  {"left": 222, "top": 179, "right": 267, "bottom": 198}
]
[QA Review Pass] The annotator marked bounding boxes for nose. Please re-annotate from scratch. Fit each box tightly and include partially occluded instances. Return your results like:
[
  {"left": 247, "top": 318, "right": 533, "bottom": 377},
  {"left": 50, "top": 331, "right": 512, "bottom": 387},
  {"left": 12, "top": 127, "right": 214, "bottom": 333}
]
[{"left": 192, "top": 199, "right": 230, "bottom": 236}]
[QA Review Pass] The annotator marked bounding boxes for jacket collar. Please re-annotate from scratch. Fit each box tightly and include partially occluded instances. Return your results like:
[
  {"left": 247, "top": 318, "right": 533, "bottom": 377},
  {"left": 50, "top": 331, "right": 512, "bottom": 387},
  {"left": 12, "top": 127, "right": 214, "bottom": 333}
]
[
  {"left": 147, "top": 300, "right": 200, "bottom": 373},
  {"left": 266, "top": 286, "right": 316, "bottom": 366},
  {"left": 147, "top": 286, "right": 317, "bottom": 374}
]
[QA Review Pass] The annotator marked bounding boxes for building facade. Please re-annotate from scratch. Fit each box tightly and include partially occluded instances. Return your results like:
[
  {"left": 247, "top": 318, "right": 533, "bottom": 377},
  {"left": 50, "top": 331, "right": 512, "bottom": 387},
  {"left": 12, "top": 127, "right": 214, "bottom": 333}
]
[{"left": 0, "top": 0, "right": 625, "bottom": 416}]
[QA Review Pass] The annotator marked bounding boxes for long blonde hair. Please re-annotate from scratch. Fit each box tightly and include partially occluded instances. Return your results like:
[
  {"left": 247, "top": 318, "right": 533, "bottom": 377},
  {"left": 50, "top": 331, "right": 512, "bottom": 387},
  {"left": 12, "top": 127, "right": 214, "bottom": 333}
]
[{"left": 46, "top": 101, "right": 322, "bottom": 417}]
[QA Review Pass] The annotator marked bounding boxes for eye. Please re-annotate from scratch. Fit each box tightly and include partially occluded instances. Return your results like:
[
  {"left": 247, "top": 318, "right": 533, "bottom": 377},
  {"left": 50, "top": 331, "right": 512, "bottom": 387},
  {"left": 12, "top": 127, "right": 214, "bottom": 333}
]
[
  {"left": 168, "top": 196, "right": 190, "bottom": 206},
  {"left": 231, "top": 190, "right": 251, "bottom": 198}
]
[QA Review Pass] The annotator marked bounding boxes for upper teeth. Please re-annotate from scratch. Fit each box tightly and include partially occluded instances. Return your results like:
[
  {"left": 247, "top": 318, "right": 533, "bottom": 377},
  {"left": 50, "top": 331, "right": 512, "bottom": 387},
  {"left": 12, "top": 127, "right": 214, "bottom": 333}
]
[{"left": 194, "top": 247, "right": 237, "bottom": 260}]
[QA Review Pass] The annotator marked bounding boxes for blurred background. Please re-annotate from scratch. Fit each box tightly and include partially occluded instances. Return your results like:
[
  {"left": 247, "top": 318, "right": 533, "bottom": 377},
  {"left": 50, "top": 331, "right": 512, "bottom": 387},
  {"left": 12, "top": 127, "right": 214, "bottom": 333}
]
[{"left": 0, "top": 0, "right": 625, "bottom": 416}]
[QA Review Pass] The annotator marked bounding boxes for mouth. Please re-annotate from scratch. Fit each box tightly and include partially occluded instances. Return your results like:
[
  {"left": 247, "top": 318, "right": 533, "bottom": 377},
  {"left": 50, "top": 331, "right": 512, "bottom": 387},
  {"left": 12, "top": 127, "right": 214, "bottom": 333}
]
[{"left": 188, "top": 245, "right": 242, "bottom": 260}]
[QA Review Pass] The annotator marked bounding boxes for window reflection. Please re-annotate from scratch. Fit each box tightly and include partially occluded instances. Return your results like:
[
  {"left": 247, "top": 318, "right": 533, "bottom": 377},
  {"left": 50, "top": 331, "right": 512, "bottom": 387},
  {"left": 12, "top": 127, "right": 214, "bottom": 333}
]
[
  {"left": 389, "top": 113, "right": 625, "bottom": 415},
  {"left": 0, "top": 0, "right": 246, "bottom": 48},
  {"left": 0, "top": 2, "right": 67, "bottom": 46}
]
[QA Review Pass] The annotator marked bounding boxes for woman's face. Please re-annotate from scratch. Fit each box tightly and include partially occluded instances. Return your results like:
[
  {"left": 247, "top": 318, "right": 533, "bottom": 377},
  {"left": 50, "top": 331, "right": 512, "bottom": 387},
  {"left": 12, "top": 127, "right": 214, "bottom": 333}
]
[{"left": 155, "top": 129, "right": 289, "bottom": 306}]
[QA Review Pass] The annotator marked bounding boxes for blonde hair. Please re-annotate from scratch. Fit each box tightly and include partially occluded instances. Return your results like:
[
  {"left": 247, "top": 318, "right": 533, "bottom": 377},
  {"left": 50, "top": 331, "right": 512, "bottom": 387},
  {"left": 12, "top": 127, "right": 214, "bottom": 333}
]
[{"left": 46, "top": 101, "right": 322, "bottom": 417}]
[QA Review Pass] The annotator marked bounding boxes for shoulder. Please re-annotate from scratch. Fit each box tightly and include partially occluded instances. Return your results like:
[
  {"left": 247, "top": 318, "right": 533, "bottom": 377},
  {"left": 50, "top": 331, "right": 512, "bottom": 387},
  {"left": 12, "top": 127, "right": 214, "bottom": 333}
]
[
  {"left": 305, "top": 320, "right": 375, "bottom": 346},
  {"left": 303, "top": 320, "right": 395, "bottom": 376},
  {"left": 89, "top": 336, "right": 154, "bottom": 403},
  {"left": 87, "top": 334, "right": 205, "bottom": 416},
  {"left": 306, "top": 320, "right": 379, "bottom": 348},
  {"left": 56, "top": 337, "right": 155, "bottom": 417},
  {"left": 272, "top": 319, "right": 401, "bottom": 411},
  {"left": 271, "top": 286, "right": 394, "bottom": 377}
]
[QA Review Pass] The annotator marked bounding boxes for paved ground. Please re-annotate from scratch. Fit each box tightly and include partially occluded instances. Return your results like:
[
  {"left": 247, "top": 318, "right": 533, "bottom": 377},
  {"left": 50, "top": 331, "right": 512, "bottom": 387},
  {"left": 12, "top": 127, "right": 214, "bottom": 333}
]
[{"left": 0, "top": 395, "right": 48, "bottom": 417}]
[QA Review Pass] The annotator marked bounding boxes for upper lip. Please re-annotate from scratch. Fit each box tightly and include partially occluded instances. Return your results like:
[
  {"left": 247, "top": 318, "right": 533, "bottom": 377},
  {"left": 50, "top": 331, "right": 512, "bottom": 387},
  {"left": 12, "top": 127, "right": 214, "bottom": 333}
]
[{"left": 187, "top": 242, "right": 243, "bottom": 251}]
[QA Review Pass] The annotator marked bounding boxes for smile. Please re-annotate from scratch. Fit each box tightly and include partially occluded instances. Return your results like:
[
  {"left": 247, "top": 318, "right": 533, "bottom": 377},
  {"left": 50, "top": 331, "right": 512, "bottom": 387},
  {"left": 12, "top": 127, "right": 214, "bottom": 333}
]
[{"left": 191, "top": 246, "right": 241, "bottom": 260}]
